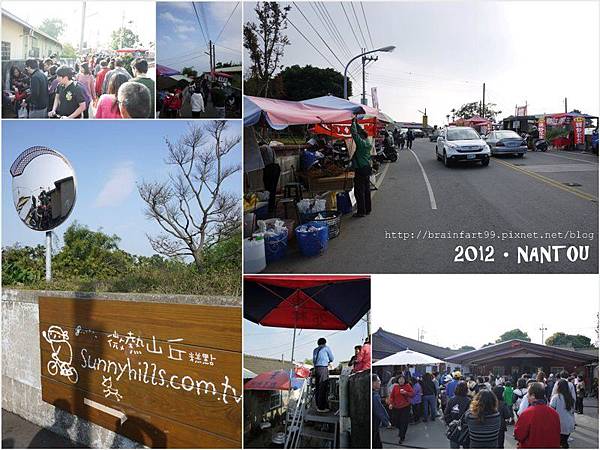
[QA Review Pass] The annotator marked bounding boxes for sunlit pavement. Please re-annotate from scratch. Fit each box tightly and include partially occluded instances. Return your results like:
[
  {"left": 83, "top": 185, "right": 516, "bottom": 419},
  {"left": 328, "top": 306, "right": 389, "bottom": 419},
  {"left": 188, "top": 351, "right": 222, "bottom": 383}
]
[{"left": 266, "top": 139, "right": 598, "bottom": 274}]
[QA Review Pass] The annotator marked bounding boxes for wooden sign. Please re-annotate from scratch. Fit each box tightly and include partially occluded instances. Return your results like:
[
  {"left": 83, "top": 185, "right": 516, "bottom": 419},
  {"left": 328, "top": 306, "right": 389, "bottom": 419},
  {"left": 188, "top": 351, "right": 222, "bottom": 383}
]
[{"left": 38, "top": 296, "right": 242, "bottom": 448}]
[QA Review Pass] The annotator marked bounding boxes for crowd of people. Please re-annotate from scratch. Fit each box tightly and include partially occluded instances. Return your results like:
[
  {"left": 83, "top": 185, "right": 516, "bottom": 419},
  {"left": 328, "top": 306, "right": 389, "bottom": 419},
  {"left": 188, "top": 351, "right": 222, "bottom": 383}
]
[
  {"left": 373, "top": 367, "right": 589, "bottom": 449},
  {"left": 4, "top": 53, "right": 155, "bottom": 119},
  {"left": 157, "top": 77, "right": 240, "bottom": 119}
]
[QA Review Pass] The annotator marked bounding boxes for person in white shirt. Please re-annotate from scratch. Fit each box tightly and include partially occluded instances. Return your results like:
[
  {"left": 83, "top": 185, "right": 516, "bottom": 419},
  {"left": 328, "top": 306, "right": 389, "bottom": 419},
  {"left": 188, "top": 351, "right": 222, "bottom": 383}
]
[{"left": 191, "top": 88, "right": 205, "bottom": 118}]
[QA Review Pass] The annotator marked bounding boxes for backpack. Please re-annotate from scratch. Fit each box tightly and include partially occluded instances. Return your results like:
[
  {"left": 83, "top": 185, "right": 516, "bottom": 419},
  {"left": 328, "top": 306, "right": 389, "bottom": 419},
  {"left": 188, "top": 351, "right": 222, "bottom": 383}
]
[{"left": 513, "top": 388, "right": 526, "bottom": 411}]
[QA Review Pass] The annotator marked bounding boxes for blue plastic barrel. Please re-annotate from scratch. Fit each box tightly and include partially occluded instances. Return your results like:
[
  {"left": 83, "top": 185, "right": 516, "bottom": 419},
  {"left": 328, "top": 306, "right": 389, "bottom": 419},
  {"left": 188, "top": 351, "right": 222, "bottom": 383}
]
[
  {"left": 264, "top": 228, "right": 288, "bottom": 263},
  {"left": 295, "top": 221, "right": 329, "bottom": 257}
]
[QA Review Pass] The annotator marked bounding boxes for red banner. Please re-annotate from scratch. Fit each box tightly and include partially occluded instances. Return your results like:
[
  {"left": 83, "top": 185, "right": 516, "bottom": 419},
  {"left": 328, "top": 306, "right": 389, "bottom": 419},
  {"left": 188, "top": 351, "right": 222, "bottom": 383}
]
[
  {"left": 538, "top": 117, "right": 546, "bottom": 139},
  {"left": 312, "top": 118, "right": 378, "bottom": 138},
  {"left": 573, "top": 117, "right": 585, "bottom": 145}
]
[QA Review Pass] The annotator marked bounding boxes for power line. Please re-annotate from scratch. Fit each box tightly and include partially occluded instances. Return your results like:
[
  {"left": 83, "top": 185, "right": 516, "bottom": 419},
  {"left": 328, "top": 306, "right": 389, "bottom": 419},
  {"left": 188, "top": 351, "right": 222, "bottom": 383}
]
[
  {"left": 191, "top": 2, "right": 209, "bottom": 48},
  {"left": 214, "top": 43, "right": 242, "bottom": 54},
  {"left": 199, "top": 2, "right": 211, "bottom": 41},
  {"left": 350, "top": 2, "right": 368, "bottom": 49},
  {"left": 287, "top": 15, "right": 358, "bottom": 83},
  {"left": 340, "top": 2, "right": 362, "bottom": 51},
  {"left": 292, "top": 2, "right": 346, "bottom": 71},
  {"left": 215, "top": 2, "right": 239, "bottom": 44},
  {"left": 360, "top": 2, "right": 375, "bottom": 49},
  {"left": 319, "top": 2, "right": 352, "bottom": 58},
  {"left": 310, "top": 1, "right": 352, "bottom": 62}
]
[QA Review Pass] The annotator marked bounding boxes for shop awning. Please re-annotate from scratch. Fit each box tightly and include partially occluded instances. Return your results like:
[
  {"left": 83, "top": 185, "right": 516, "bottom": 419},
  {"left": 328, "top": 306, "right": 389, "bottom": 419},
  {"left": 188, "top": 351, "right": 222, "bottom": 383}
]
[
  {"left": 244, "top": 276, "right": 370, "bottom": 330},
  {"left": 244, "top": 96, "right": 357, "bottom": 130},
  {"left": 244, "top": 370, "right": 305, "bottom": 391}
]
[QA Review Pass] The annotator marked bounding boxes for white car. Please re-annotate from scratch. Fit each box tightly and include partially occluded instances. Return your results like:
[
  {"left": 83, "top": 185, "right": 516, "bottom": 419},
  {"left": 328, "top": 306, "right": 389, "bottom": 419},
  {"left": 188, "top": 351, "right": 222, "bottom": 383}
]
[{"left": 436, "top": 126, "right": 491, "bottom": 167}]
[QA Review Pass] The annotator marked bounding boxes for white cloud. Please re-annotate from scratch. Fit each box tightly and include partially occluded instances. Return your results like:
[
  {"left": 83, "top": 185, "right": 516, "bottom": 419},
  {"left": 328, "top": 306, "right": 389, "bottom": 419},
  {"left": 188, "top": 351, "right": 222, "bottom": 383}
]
[
  {"left": 160, "top": 11, "right": 184, "bottom": 24},
  {"left": 175, "top": 24, "right": 195, "bottom": 33},
  {"left": 95, "top": 162, "right": 136, "bottom": 208},
  {"left": 170, "top": 2, "right": 194, "bottom": 13}
]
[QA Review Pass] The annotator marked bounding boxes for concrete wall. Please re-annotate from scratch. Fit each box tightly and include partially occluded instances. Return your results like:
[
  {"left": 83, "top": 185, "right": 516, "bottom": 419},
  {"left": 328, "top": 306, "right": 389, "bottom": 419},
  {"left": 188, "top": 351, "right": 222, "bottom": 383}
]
[{"left": 2, "top": 289, "right": 240, "bottom": 448}]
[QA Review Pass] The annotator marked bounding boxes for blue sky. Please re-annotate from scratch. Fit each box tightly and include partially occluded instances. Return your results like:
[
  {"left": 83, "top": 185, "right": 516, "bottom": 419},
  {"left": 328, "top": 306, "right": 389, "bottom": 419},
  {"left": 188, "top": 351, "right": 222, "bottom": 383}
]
[
  {"left": 2, "top": 120, "right": 242, "bottom": 257},
  {"left": 244, "top": 314, "right": 369, "bottom": 365},
  {"left": 157, "top": 1, "right": 242, "bottom": 72}
]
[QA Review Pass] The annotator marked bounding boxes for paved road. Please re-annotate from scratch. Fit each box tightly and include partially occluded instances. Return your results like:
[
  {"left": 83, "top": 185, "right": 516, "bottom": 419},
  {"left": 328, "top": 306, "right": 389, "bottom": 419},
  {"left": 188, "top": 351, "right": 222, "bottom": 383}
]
[
  {"left": 378, "top": 398, "right": 599, "bottom": 449},
  {"left": 266, "top": 139, "right": 598, "bottom": 273},
  {"left": 2, "top": 409, "right": 85, "bottom": 448}
]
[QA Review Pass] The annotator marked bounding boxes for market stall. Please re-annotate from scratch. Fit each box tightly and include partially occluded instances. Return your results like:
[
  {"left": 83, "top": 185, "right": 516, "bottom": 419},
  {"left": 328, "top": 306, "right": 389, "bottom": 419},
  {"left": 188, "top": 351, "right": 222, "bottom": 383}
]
[
  {"left": 537, "top": 112, "right": 599, "bottom": 151},
  {"left": 243, "top": 95, "right": 394, "bottom": 272}
]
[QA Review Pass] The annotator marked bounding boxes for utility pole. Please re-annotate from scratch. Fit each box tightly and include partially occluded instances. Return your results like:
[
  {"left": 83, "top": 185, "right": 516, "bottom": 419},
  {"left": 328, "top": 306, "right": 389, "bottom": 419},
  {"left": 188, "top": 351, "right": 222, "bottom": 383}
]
[
  {"left": 564, "top": 97, "right": 568, "bottom": 113},
  {"left": 539, "top": 324, "right": 548, "bottom": 344},
  {"left": 79, "top": 1, "right": 87, "bottom": 52},
  {"left": 482, "top": 82, "right": 486, "bottom": 118},
  {"left": 361, "top": 48, "right": 378, "bottom": 106},
  {"left": 120, "top": 10, "right": 125, "bottom": 49},
  {"left": 205, "top": 40, "right": 214, "bottom": 74}
]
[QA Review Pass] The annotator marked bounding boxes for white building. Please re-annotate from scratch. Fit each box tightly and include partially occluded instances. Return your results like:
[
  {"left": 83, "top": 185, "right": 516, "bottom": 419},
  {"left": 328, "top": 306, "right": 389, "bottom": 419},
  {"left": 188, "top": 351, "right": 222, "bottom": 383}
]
[{"left": 2, "top": 8, "right": 63, "bottom": 61}]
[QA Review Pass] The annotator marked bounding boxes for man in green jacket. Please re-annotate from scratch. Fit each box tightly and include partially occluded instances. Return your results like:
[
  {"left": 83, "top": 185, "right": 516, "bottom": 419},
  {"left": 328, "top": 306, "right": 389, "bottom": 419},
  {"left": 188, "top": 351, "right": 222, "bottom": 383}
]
[{"left": 350, "top": 116, "right": 373, "bottom": 217}]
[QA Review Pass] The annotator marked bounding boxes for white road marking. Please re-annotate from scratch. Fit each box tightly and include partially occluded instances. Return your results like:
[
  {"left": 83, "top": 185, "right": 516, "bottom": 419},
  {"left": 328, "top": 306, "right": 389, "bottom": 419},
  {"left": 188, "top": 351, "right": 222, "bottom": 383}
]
[
  {"left": 84, "top": 398, "right": 128, "bottom": 425},
  {"left": 408, "top": 149, "right": 438, "bottom": 210}
]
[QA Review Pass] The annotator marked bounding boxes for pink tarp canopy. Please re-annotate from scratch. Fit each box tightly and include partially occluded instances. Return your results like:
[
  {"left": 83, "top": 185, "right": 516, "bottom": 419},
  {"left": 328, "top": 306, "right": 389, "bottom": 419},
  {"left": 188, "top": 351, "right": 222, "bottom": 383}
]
[
  {"left": 157, "top": 64, "right": 180, "bottom": 77},
  {"left": 244, "top": 95, "right": 356, "bottom": 130}
]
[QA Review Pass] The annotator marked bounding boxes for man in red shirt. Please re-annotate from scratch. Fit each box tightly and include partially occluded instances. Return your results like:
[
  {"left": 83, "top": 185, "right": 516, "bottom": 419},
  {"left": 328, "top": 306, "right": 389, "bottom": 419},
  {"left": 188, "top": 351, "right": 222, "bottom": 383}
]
[
  {"left": 94, "top": 60, "right": 109, "bottom": 97},
  {"left": 514, "top": 382, "right": 561, "bottom": 448}
]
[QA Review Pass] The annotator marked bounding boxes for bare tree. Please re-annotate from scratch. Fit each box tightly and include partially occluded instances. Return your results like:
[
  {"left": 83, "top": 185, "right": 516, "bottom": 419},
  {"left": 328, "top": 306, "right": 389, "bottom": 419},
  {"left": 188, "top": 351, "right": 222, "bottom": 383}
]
[{"left": 138, "top": 121, "right": 241, "bottom": 271}]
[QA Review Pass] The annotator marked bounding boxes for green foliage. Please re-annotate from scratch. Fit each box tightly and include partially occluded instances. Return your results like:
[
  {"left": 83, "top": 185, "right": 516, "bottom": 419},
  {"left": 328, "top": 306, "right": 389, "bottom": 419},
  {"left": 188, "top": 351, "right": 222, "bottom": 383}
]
[
  {"left": 496, "top": 329, "right": 531, "bottom": 343},
  {"left": 243, "top": 2, "right": 291, "bottom": 97},
  {"left": 545, "top": 126, "right": 569, "bottom": 141},
  {"left": 110, "top": 27, "right": 140, "bottom": 50},
  {"left": 61, "top": 43, "right": 77, "bottom": 58},
  {"left": 39, "top": 18, "right": 66, "bottom": 39},
  {"left": 545, "top": 332, "right": 592, "bottom": 349},
  {"left": 454, "top": 101, "right": 501, "bottom": 121},
  {"left": 2, "top": 244, "right": 45, "bottom": 285},
  {"left": 2, "top": 223, "right": 240, "bottom": 296},
  {"left": 275, "top": 65, "right": 351, "bottom": 101},
  {"left": 182, "top": 66, "right": 198, "bottom": 78},
  {"left": 457, "top": 345, "right": 476, "bottom": 352}
]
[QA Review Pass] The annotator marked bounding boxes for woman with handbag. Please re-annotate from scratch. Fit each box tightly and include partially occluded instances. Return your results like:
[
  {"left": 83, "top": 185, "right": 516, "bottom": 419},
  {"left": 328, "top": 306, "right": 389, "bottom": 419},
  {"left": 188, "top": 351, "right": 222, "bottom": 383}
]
[
  {"left": 465, "top": 389, "right": 502, "bottom": 448},
  {"left": 444, "top": 381, "right": 471, "bottom": 448},
  {"left": 388, "top": 375, "right": 414, "bottom": 444}
]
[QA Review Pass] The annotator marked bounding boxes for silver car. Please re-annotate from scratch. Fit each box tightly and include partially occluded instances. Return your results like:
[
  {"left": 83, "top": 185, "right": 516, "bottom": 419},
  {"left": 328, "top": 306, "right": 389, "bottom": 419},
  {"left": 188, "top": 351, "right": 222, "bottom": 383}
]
[
  {"left": 436, "top": 126, "right": 491, "bottom": 167},
  {"left": 485, "top": 130, "right": 528, "bottom": 157}
]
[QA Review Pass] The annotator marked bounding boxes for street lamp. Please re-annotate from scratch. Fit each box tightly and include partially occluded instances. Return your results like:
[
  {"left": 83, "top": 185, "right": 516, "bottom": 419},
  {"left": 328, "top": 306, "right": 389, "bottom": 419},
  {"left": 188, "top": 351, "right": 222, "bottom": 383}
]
[{"left": 343, "top": 45, "right": 395, "bottom": 100}]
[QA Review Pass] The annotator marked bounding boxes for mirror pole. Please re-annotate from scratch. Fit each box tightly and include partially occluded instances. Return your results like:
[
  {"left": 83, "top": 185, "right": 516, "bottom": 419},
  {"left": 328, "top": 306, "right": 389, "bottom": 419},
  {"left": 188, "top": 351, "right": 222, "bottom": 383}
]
[{"left": 45, "top": 231, "right": 52, "bottom": 282}]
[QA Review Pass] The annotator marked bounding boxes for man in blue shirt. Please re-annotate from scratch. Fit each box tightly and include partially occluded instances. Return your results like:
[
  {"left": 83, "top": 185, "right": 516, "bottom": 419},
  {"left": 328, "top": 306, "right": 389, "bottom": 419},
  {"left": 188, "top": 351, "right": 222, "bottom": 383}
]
[
  {"left": 313, "top": 337, "right": 334, "bottom": 412},
  {"left": 446, "top": 371, "right": 461, "bottom": 399}
]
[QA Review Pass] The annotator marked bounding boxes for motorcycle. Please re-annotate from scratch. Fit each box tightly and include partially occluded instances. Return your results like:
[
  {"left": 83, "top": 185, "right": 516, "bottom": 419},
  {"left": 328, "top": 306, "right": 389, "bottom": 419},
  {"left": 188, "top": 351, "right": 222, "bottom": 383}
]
[
  {"left": 374, "top": 132, "right": 398, "bottom": 163},
  {"left": 534, "top": 139, "right": 548, "bottom": 152}
]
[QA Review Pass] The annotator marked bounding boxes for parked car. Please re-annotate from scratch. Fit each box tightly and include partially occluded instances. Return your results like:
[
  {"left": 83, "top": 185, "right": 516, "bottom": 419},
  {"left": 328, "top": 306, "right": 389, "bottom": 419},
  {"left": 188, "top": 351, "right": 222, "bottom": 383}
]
[
  {"left": 484, "top": 130, "right": 527, "bottom": 157},
  {"left": 435, "top": 126, "right": 491, "bottom": 167},
  {"left": 413, "top": 129, "right": 425, "bottom": 138},
  {"left": 429, "top": 129, "right": 441, "bottom": 142}
]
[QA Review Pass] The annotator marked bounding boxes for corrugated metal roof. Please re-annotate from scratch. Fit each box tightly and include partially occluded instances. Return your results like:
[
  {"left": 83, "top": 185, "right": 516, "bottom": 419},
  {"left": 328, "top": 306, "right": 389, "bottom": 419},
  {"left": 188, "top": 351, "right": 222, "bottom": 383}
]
[{"left": 244, "top": 354, "right": 294, "bottom": 376}]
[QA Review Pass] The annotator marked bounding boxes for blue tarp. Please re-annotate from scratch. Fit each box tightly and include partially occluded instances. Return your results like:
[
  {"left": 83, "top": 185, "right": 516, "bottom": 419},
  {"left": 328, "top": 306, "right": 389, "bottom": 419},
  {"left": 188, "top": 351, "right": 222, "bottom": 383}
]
[{"left": 301, "top": 95, "right": 366, "bottom": 114}]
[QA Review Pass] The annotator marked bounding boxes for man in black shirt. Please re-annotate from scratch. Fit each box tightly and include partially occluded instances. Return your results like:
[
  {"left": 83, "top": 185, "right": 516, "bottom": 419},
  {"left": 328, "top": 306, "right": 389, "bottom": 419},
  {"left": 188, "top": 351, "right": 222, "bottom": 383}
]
[
  {"left": 48, "top": 66, "right": 86, "bottom": 119},
  {"left": 24, "top": 59, "right": 48, "bottom": 118}
]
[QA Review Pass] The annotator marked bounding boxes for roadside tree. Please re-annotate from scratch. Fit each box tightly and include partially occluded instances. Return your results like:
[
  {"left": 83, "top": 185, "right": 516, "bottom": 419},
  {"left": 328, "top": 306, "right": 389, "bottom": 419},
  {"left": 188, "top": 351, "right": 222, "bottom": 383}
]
[{"left": 243, "top": 1, "right": 291, "bottom": 97}]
